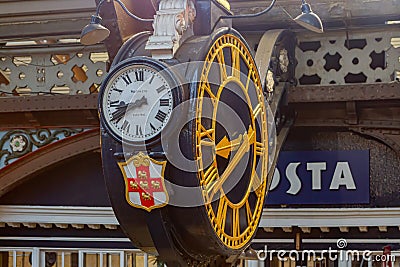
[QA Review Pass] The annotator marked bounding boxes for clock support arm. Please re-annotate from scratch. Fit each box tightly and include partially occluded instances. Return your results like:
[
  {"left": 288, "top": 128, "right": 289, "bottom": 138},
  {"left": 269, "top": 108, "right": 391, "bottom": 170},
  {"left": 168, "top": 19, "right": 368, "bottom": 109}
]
[{"left": 254, "top": 30, "right": 296, "bottom": 184}]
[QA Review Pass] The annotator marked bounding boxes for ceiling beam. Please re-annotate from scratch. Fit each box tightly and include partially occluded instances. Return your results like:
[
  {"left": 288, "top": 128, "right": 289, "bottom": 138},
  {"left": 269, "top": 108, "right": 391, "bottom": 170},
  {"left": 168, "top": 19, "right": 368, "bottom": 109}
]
[
  {"left": 0, "top": 0, "right": 96, "bottom": 41},
  {"left": 229, "top": 0, "right": 400, "bottom": 30},
  {"left": 0, "top": 0, "right": 95, "bottom": 17}
]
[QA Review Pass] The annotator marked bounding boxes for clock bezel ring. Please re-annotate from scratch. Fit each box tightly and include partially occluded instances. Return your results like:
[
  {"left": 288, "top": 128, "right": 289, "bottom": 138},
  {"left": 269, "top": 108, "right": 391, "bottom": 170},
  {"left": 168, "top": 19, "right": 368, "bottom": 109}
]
[{"left": 98, "top": 56, "right": 184, "bottom": 147}]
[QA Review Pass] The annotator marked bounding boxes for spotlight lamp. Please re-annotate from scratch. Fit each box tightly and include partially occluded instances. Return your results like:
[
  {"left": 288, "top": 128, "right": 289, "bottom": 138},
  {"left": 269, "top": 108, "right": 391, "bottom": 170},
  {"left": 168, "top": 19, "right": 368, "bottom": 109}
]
[
  {"left": 80, "top": 0, "right": 154, "bottom": 46},
  {"left": 294, "top": 0, "right": 324, "bottom": 33},
  {"left": 80, "top": 15, "right": 110, "bottom": 46}
]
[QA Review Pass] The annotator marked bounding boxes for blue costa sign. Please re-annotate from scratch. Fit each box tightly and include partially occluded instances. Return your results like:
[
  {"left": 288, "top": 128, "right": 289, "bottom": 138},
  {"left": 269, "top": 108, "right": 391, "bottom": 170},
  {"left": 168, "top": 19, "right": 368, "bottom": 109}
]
[{"left": 266, "top": 150, "right": 370, "bottom": 205}]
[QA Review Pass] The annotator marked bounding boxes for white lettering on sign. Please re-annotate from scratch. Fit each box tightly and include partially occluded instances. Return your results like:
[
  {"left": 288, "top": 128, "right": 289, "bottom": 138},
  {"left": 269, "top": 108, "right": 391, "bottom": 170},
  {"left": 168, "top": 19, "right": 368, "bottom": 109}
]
[
  {"left": 285, "top": 162, "right": 301, "bottom": 195},
  {"left": 270, "top": 161, "right": 357, "bottom": 195},
  {"left": 329, "top": 162, "right": 356, "bottom": 190},
  {"left": 306, "top": 162, "right": 327, "bottom": 190}
]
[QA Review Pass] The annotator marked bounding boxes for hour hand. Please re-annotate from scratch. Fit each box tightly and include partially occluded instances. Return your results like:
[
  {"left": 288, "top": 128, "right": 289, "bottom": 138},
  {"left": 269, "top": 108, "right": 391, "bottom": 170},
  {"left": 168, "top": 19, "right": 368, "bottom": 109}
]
[
  {"left": 110, "top": 96, "right": 148, "bottom": 121},
  {"left": 205, "top": 126, "right": 255, "bottom": 196},
  {"left": 126, "top": 96, "right": 148, "bottom": 112},
  {"left": 111, "top": 106, "right": 126, "bottom": 122},
  {"left": 215, "top": 134, "right": 243, "bottom": 159}
]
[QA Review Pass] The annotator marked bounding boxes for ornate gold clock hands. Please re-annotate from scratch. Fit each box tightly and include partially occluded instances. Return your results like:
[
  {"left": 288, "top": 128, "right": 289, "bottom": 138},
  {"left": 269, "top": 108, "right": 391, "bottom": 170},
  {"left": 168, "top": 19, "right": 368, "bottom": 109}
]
[
  {"left": 205, "top": 125, "right": 255, "bottom": 198},
  {"left": 215, "top": 134, "right": 243, "bottom": 159}
]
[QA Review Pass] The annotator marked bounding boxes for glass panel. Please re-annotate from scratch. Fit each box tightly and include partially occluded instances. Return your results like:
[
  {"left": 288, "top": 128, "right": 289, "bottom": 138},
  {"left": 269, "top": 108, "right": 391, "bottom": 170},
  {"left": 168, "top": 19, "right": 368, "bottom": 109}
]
[
  {"left": 39, "top": 251, "right": 77, "bottom": 267},
  {"left": 0, "top": 249, "right": 145, "bottom": 267},
  {"left": 15, "top": 252, "right": 23, "bottom": 267},
  {"left": 314, "top": 259, "right": 327, "bottom": 267},
  {"left": 107, "top": 254, "right": 120, "bottom": 267},
  {"left": 8, "top": 251, "right": 14, "bottom": 267},
  {"left": 4, "top": 251, "right": 32, "bottom": 267},
  {"left": 44, "top": 252, "right": 57, "bottom": 267},
  {"left": 70, "top": 253, "right": 78, "bottom": 267},
  {"left": 125, "top": 253, "right": 135, "bottom": 267},
  {"left": 81, "top": 252, "right": 125, "bottom": 267},
  {"left": 84, "top": 253, "right": 98, "bottom": 267},
  {"left": 7, "top": 252, "right": 13, "bottom": 267},
  {"left": 148, "top": 255, "right": 159, "bottom": 267},
  {"left": 135, "top": 254, "right": 145, "bottom": 267},
  {"left": 0, "top": 252, "right": 8, "bottom": 267}
]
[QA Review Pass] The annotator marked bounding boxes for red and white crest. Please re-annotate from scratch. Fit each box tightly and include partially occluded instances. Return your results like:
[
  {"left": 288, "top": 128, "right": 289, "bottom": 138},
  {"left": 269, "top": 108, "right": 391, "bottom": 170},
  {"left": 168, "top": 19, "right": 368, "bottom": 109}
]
[{"left": 118, "top": 152, "right": 169, "bottom": 212}]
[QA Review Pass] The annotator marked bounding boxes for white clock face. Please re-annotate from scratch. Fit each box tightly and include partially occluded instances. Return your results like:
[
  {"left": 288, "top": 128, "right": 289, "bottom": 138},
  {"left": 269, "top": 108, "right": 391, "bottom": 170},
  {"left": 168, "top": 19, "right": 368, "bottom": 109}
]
[{"left": 101, "top": 64, "right": 174, "bottom": 143}]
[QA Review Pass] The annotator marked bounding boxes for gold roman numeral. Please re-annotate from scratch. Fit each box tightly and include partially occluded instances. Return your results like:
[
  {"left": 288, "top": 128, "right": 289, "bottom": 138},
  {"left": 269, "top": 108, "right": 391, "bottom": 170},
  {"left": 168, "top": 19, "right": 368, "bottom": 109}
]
[
  {"left": 252, "top": 171, "right": 262, "bottom": 193},
  {"left": 216, "top": 49, "right": 228, "bottom": 82},
  {"left": 253, "top": 103, "right": 263, "bottom": 117},
  {"left": 252, "top": 171, "right": 264, "bottom": 197},
  {"left": 231, "top": 47, "right": 241, "bottom": 79},
  {"left": 245, "top": 71, "right": 252, "bottom": 92},
  {"left": 203, "top": 164, "right": 218, "bottom": 187},
  {"left": 232, "top": 207, "right": 241, "bottom": 237},
  {"left": 198, "top": 124, "right": 215, "bottom": 147},
  {"left": 201, "top": 81, "right": 217, "bottom": 100},
  {"left": 199, "top": 125, "right": 214, "bottom": 139},
  {"left": 216, "top": 196, "right": 228, "bottom": 233},
  {"left": 255, "top": 141, "right": 265, "bottom": 156},
  {"left": 246, "top": 200, "right": 253, "bottom": 225}
]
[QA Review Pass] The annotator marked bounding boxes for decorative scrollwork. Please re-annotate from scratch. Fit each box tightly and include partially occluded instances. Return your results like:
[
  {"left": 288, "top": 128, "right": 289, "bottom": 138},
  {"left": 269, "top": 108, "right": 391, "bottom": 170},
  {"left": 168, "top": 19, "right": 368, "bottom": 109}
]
[
  {"left": 10, "top": 135, "right": 27, "bottom": 152},
  {"left": 0, "top": 128, "right": 85, "bottom": 167},
  {"left": 132, "top": 152, "right": 151, "bottom": 167},
  {"left": 266, "top": 70, "right": 275, "bottom": 93},
  {"left": 145, "top": 0, "right": 196, "bottom": 59},
  {"left": 279, "top": 49, "right": 289, "bottom": 73}
]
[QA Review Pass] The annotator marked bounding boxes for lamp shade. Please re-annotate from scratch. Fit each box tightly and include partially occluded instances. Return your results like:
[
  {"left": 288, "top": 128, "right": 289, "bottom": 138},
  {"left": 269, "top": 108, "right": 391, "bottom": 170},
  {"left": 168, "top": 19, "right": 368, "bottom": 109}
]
[
  {"left": 80, "top": 15, "right": 110, "bottom": 45},
  {"left": 294, "top": 3, "right": 324, "bottom": 33}
]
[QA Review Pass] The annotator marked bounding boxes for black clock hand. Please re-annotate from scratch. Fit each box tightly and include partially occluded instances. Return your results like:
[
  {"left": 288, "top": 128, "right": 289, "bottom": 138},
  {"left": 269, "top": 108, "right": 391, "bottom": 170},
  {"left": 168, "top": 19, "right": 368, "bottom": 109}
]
[
  {"left": 126, "top": 96, "right": 148, "bottom": 113},
  {"left": 111, "top": 96, "right": 148, "bottom": 121},
  {"left": 111, "top": 108, "right": 126, "bottom": 122}
]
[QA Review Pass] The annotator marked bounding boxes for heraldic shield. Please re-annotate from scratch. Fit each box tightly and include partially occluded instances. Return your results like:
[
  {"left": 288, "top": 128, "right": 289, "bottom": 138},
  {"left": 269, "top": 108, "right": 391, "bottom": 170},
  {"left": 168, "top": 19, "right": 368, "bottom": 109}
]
[{"left": 118, "top": 152, "right": 169, "bottom": 212}]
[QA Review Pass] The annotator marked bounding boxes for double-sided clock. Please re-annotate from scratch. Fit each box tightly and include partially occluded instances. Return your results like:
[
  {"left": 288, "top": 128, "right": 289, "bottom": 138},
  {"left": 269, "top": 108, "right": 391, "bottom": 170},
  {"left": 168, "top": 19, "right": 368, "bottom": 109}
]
[{"left": 100, "top": 27, "right": 273, "bottom": 266}]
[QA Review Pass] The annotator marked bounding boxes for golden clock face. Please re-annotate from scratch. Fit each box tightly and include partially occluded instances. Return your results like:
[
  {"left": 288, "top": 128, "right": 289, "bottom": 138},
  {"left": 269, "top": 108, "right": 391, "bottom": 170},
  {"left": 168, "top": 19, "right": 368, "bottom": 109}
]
[{"left": 196, "top": 34, "right": 268, "bottom": 249}]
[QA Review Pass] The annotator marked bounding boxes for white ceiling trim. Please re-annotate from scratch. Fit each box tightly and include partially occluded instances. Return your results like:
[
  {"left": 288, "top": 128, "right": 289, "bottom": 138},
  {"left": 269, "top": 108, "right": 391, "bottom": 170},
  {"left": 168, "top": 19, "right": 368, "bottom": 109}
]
[
  {"left": 0, "top": 205, "right": 118, "bottom": 229},
  {"left": 0, "top": 236, "right": 130, "bottom": 242},
  {"left": 2, "top": 206, "right": 400, "bottom": 230},
  {"left": 260, "top": 208, "right": 400, "bottom": 228}
]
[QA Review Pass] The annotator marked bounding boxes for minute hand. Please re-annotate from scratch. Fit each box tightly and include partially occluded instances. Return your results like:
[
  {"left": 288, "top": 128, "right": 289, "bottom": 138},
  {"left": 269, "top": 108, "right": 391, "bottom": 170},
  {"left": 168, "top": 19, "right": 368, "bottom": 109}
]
[
  {"left": 111, "top": 96, "right": 148, "bottom": 121},
  {"left": 126, "top": 96, "right": 147, "bottom": 112},
  {"left": 206, "top": 126, "right": 255, "bottom": 197}
]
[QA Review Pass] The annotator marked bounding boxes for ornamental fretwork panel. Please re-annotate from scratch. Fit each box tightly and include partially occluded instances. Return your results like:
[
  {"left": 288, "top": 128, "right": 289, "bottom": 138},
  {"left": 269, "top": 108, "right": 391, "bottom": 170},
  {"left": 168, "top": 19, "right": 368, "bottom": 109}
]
[
  {"left": 0, "top": 128, "right": 92, "bottom": 169},
  {"left": 0, "top": 44, "right": 108, "bottom": 96},
  {"left": 296, "top": 29, "right": 400, "bottom": 85}
]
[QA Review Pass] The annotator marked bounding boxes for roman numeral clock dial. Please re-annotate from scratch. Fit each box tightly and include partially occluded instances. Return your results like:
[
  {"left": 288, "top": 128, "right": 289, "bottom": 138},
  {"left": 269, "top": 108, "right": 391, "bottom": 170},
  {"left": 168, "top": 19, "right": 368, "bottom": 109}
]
[
  {"left": 100, "top": 59, "right": 175, "bottom": 144},
  {"left": 196, "top": 34, "right": 269, "bottom": 250}
]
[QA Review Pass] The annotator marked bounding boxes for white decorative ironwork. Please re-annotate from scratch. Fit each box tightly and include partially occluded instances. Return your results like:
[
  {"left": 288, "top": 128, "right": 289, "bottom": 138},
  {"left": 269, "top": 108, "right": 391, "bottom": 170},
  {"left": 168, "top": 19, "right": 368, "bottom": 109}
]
[
  {"left": 295, "top": 29, "right": 400, "bottom": 85},
  {"left": 0, "top": 44, "right": 108, "bottom": 95},
  {"left": 146, "top": 0, "right": 196, "bottom": 59}
]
